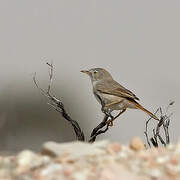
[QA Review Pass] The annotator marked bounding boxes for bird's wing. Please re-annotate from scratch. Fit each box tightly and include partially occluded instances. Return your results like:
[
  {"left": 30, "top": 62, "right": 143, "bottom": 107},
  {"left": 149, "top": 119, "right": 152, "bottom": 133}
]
[{"left": 96, "top": 79, "right": 139, "bottom": 100}]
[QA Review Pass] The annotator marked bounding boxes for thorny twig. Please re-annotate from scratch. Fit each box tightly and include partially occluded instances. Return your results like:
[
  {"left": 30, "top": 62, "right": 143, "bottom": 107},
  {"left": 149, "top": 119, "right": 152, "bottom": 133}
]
[
  {"left": 33, "top": 62, "right": 116, "bottom": 142},
  {"left": 144, "top": 101, "right": 174, "bottom": 148}
]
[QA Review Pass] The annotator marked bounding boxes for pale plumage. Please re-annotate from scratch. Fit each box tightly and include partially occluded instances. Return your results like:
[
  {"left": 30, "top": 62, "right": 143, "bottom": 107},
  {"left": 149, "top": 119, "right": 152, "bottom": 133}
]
[{"left": 81, "top": 68, "right": 158, "bottom": 121}]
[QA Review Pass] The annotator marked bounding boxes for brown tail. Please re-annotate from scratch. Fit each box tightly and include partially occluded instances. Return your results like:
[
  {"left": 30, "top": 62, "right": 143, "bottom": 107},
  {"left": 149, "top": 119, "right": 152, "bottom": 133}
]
[{"left": 129, "top": 100, "right": 159, "bottom": 120}]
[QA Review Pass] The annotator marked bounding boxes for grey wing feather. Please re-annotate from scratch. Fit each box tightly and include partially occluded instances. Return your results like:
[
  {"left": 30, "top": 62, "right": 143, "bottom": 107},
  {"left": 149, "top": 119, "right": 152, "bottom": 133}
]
[{"left": 96, "top": 79, "right": 139, "bottom": 100}]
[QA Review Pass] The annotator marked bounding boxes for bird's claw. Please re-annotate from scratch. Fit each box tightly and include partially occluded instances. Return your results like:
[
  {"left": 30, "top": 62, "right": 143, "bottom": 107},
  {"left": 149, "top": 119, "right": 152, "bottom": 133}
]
[{"left": 107, "top": 119, "right": 114, "bottom": 126}]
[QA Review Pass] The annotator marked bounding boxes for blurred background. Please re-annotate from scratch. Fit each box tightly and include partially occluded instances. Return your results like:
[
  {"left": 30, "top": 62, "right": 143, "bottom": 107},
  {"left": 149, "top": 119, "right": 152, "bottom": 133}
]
[{"left": 0, "top": 0, "right": 179, "bottom": 152}]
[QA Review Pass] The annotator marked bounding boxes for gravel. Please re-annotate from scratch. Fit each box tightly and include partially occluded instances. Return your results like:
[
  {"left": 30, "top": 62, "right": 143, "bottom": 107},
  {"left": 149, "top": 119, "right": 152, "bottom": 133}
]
[{"left": 0, "top": 137, "right": 180, "bottom": 180}]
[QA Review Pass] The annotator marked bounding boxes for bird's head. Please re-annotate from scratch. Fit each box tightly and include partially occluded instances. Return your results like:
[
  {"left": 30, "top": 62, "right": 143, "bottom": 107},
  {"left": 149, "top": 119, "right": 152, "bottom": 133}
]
[{"left": 81, "top": 68, "right": 113, "bottom": 82}]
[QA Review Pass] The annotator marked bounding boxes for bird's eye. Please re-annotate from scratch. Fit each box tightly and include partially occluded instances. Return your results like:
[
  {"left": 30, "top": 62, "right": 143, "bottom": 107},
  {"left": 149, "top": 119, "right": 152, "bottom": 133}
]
[{"left": 94, "top": 71, "right": 98, "bottom": 74}]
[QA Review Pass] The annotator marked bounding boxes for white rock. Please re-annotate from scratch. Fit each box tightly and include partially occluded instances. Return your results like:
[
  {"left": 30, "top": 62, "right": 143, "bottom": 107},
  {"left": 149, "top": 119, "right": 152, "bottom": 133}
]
[
  {"left": 92, "top": 140, "right": 109, "bottom": 149},
  {"left": 40, "top": 163, "right": 63, "bottom": 176},
  {"left": 72, "top": 169, "right": 90, "bottom": 180},
  {"left": 145, "top": 168, "right": 162, "bottom": 178},
  {"left": 166, "top": 164, "right": 180, "bottom": 175},
  {"left": 17, "top": 150, "right": 42, "bottom": 169},
  {"left": 42, "top": 141, "right": 105, "bottom": 160},
  {"left": 118, "top": 151, "right": 128, "bottom": 159},
  {"left": 129, "top": 159, "right": 141, "bottom": 174},
  {"left": 156, "top": 156, "right": 169, "bottom": 164}
]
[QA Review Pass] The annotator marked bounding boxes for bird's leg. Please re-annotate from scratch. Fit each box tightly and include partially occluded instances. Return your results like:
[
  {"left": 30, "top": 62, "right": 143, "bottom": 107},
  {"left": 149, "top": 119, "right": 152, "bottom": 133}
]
[
  {"left": 101, "top": 100, "right": 114, "bottom": 126},
  {"left": 107, "top": 108, "right": 126, "bottom": 126},
  {"left": 104, "top": 100, "right": 124, "bottom": 126},
  {"left": 104, "top": 109, "right": 114, "bottom": 126}
]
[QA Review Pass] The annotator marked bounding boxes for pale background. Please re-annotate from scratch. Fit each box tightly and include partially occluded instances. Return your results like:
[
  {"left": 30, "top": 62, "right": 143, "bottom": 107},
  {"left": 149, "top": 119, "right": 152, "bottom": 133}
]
[{"left": 0, "top": 0, "right": 179, "bottom": 152}]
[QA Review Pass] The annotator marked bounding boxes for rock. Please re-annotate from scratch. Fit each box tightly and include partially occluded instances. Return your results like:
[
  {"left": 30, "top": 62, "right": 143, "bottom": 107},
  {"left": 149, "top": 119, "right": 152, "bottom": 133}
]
[
  {"left": 71, "top": 169, "right": 90, "bottom": 180},
  {"left": 16, "top": 150, "right": 49, "bottom": 173},
  {"left": 129, "top": 137, "right": 145, "bottom": 151},
  {"left": 117, "top": 145, "right": 134, "bottom": 159},
  {"left": 40, "top": 163, "right": 63, "bottom": 176},
  {"left": 92, "top": 140, "right": 109, "bottom": 149},
  {"left": 107, "top": 142, "right": 122, "bottom": 154},
  {"left": 145, "top": 168, "right": 162, "bottom": 178},
  {"left": 156, "top": 155, "right": 169, "bottom": 164},
  {"left": 0, "top": 139, "right": 180, "bottom": 179},
  {"left": 97, "top": 163, "right": 139, "bottom": 180},
  {"left": 17, "top": 150, "right": 40, "bottom": 167},
  {"left": 39, "top": 163, "right": 66, "bottom": 180},
  {"left": 165, "top": 163, "right": 180, "bottom": 176},
  {"left": 41, "top": 141, "right": 105, "bottom": 160},
  {"left": 137, "top": 176, "right": 150, "bottom": 180}
]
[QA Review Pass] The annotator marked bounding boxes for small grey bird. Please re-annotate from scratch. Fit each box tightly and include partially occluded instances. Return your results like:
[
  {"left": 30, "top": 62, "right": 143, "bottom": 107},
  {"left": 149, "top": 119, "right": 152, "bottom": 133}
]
[{"left": 81, "top": 68, "right": 158, "bottom": 124}]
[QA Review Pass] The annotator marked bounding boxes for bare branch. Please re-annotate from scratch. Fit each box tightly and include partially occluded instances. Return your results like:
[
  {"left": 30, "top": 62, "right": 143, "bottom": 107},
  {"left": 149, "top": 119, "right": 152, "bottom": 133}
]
[
  {"left": 144, "top": 101, "right": 174, "bottom": 148},
  {"left": 33, "top": 63, "right": 85, "bottom": 141},
  {"left": 166, "top": 100, "right": 175, "bottom": 114},
  {"left": 46, "top": 62, "right": 53, "bottom": 94},
  {"left": 89, "top": 121, "right": 110, "bottom": 142},
  {"left": 89, "top": 109, "right": 126, "bottom": 143},
  {"left": 89, "top": 115, "right": 109, "bottom": 142},
  {"left": 33, "top": 73, "right": 49, "bottom": 98},
  {"left": 144, "top": 108, "right": 160, "bottom": 148}
]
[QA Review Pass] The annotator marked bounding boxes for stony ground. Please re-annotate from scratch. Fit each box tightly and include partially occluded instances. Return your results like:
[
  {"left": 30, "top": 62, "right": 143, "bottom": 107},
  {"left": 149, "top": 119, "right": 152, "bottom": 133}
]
[{"left": 0, "top": 137, "right": 180, "bottom": 180}]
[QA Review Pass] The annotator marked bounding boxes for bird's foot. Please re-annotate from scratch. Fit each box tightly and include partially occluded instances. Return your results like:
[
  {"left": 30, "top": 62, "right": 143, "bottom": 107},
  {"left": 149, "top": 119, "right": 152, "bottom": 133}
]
[
  {"left": 104, "top": 111, "right": 114, "bottom": 119},
  {"left": 101, "top": 103, "right": 114, "bottom": 126},
  {"left": 103, "top": 110, "right": 114, "bottom": 126},
  {"left": 107, "top": 119, "right": 114, "bottom": 126}
]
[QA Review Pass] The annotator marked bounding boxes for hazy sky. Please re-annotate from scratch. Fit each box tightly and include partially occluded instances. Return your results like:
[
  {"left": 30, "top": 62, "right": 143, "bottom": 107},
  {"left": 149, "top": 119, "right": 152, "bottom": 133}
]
[{"left": 0, "top": 0, "right": 179, "bottom": 151}]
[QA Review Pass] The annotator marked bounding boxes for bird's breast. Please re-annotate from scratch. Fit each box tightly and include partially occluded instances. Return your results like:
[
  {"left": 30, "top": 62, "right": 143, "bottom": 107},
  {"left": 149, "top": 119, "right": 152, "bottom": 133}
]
[
  {"left": 101, "top": 93, "right": 123, "bottom": 103},
  {"left": 94, "top": 92, "right": 124, "bottom": 107}
]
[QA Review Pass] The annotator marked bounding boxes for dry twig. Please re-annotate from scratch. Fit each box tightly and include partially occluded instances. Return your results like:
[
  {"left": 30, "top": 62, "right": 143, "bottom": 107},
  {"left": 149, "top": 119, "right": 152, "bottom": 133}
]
[
  {"left": 144, "top": 101, "right": 174, "bottom": 148},
  {"left": 33, "top": 62, "right": 85, "bottom": 141}
]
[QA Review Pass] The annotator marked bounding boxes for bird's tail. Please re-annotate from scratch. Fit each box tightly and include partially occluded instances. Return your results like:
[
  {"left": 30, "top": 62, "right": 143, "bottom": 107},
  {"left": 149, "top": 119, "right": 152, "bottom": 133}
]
[{"left": 129, "top": 99, "right": 159, "bottom": 120}]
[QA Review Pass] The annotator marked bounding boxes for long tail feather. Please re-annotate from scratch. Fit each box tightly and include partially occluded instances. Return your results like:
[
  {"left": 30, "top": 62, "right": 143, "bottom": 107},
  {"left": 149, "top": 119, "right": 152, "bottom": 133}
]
[{"left": 129, "top": 99, "right": 159, "bottom": 120}]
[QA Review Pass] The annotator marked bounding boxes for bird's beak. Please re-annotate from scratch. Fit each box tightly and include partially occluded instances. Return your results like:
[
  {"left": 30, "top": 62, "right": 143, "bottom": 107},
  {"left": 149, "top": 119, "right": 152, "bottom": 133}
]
[{"left": 80, "top": 70, "right": 90, "bottom": 75}]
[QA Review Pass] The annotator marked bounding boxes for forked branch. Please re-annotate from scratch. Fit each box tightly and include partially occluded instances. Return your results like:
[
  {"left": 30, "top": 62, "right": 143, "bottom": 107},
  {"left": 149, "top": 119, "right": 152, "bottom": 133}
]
[{"left": 33, "top": 62, "right": 85, "bottom": 141}]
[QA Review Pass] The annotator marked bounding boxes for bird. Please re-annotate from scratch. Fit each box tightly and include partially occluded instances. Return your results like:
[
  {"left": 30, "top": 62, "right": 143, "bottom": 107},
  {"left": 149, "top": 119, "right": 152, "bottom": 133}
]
[{"left": 81, "top": 68, "right": 159, "bottom": 125}]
